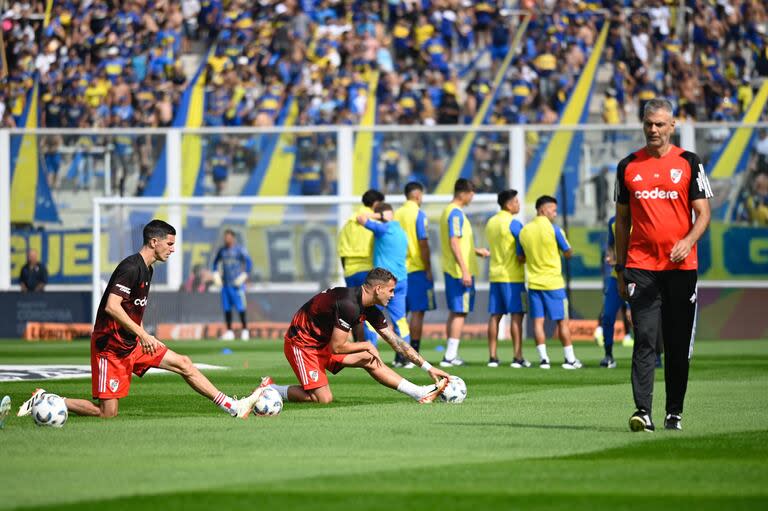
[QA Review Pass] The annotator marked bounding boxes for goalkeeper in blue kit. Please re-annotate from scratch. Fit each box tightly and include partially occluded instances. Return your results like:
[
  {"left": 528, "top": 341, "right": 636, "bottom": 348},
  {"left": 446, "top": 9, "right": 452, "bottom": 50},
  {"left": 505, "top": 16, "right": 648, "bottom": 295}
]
[{"left": 211, "top": 229, "right": 253, "bottom": 340}]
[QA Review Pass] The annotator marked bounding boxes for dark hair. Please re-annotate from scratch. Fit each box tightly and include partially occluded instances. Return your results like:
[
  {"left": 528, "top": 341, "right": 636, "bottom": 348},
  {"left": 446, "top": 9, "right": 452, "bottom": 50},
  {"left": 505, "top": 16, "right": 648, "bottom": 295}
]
[
  {"left": 362, "top": 189, "right": 385, "bottom": 207},
  {"left": 454, "top": 178, "right": 475, "bottom": 195},
  {"left": 365, "top": 267, "right": 397, "bottom": 286},
  {"left": 224, "top": 229, "right": 237, "bottom": 238},
  {"left": 497, "top": 189, "right": 518, "bottom": 208},
  {"left": 373, "top": 202, "right": 394, "bottom": 213},
  {"left": 535, "top": 195, "right": 557, "bottom": 210},
  {"left": 143, "top": 219, "right": 176, "bottom": 245},
  {"left": 404, "top": 181, "right": 424, "bottom": 198}
]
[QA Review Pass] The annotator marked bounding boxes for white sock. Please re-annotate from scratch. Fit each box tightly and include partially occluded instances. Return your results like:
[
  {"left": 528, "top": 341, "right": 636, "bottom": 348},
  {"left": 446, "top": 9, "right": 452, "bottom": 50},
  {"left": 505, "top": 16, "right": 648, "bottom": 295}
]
[
  {"left": 213, "top": 391, "right": 238, "bottom": 416},
  {"left": 445, "top": 337, "right": 460, "bottom": 360},
  {"left": 563, "top": 345, "right": 575, "bottom": 363},
  {"left": 396, "top": 378, "right": 425, "bottom": 400},
  {"left": 536, "top": 344, "right": 549, "bottom": 361},
  {"left": 270, "top": 384, "right": 289, "bottom": 400}
]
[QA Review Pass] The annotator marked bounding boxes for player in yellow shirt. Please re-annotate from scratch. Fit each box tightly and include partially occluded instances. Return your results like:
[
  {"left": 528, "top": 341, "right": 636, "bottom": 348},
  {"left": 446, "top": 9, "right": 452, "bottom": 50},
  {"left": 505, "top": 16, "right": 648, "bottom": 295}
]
[
  {"left": 338, "top": 189, "right": 384, "bottom": 343},
  {"left": 517, "top": 195, "right": 582, "bottom": 370},
  {"left": 484, "top": 189, "right": 530, "bottom": 368},
  {"left": 393, "top": 182, "right": 435, "bottom": 367},
  {"left": 439, "top": 179, "right": 490, "bottom": 367}
]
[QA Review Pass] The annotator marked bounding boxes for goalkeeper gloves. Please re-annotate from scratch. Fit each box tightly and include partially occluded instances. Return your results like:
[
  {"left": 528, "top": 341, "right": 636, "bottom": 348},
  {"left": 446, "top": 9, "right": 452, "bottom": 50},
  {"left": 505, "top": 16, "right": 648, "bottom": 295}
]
[{"left": 233, "top": 272, "right": 248, "bottom": 287}]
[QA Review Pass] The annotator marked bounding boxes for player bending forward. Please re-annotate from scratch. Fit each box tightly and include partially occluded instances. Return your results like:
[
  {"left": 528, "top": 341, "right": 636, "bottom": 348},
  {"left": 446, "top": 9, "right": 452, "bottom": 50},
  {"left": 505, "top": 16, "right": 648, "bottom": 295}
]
[
  {"left": 18, "top": 220, "right": 261, "bottom": 420},
  {"left": 262, "top": 268, "right": 451, "bottom": 404}
]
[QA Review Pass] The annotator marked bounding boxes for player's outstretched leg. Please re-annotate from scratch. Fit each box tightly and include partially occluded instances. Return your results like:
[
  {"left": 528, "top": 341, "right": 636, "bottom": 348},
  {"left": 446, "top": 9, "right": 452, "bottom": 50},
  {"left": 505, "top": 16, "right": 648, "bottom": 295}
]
[
  {"left": 342, "top": 350, "right": 448, "bottom": 403},
  {"left": 158, "top": 350, "right": 259, "bottom": 419}
]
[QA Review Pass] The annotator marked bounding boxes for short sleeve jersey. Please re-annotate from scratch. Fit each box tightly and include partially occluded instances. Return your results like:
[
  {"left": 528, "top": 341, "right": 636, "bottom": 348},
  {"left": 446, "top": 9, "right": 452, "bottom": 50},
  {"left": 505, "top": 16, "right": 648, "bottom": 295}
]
[
  {"left": 517, "top": 216, "right": 571, "bottom": 290},
  {"left": 440, "top": 203, "right": 478, "bottom": 279},
  {"left": 394, "top": 200, "right": 430, "bottom": 273},
  {"left": 616, "top": 145, "right": 713, "bottom": 271},
  {"left": 92, "top": 253, "right": 153, "bottom": 357},
  {"left": 285, "top": 287, "right": 388, "bottom": 349},
  {"left": 337, "top": 206, "right": 375, "bottom": 277},
  {"left": 485, "top": 210, "right": 524, "bottom": 283}
]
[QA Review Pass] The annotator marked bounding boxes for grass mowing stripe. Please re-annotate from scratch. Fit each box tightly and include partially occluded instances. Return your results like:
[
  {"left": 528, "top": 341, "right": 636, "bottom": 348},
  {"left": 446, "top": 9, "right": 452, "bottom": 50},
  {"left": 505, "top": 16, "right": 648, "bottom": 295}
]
[{"left": 1, "top": 340, "right": 766, "bottom": 510}]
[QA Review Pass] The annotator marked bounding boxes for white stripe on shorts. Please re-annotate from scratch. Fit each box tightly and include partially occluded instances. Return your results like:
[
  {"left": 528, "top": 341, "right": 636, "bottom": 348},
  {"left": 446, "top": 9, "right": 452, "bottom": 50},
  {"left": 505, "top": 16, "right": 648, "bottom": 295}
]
[
  {"left": 99, "top": 357, "right": 107, "bottom": 393},
  {"left": 293, "top": 346, "right": 308, "bottom": 385}
]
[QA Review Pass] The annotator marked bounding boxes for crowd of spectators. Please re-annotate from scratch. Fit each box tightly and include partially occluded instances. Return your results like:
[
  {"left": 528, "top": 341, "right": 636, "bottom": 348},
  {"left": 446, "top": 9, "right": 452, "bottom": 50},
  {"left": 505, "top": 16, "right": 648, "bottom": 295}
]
[{"left": 2, "top": 1, "right": 767, "bottom": 198}]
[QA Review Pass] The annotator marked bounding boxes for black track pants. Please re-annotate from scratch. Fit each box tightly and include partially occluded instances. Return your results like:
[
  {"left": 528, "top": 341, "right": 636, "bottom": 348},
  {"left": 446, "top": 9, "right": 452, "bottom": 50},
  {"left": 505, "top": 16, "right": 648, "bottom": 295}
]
[{"left": 624, "top": 268, "right": 698, "bottom": 416}]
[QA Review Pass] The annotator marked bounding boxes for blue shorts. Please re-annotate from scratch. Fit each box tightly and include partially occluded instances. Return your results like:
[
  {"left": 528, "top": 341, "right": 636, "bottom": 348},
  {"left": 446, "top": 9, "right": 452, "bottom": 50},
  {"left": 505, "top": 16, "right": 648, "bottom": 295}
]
[
  {"left": 488, "top": 282, "right": 526, "bottom": 315},
  {"left": 221, "top": 285, "right": 246, "bottom": 312},
  {"left": 528, "top": 288, "right": 568, "bottom": 321},
  {"left": 344, "top": 270, "right": 368, "bottom": 287},
  {"left": 444, "top": 273, "right": 475, "bottom": 313},
  {"left": 406, "top": 271, "right": 436, "bottom": 312}
]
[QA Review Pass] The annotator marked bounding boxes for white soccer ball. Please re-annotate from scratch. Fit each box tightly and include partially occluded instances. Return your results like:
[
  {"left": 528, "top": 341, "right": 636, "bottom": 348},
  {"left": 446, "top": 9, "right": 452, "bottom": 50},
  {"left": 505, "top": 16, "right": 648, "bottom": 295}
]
[
  {"left": 253, "top": 387, "right": 283, "bottom": 416},
  {"left": 440, "top": 376, "right": 467, "bottom": 404},
  {"left": 32, "top": 393, "right": 68, "bottom": 428}
]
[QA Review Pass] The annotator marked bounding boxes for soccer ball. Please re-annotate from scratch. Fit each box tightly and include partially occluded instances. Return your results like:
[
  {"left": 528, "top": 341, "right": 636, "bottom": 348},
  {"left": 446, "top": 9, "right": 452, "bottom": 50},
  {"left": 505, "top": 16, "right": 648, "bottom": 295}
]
[
  {"left": 440, "top": 376, "right": 467, "bottom": 404},
  {"left": 32, "top": 393, "right": 68, "bottom": 427},
  {"left": 253, "top": 387, "right": 283, "bottom": 416}
]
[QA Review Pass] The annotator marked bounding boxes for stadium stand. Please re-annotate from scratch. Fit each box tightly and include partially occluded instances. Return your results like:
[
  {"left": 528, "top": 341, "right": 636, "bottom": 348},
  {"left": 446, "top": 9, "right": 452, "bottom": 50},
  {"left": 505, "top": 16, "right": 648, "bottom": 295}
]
[{"left": 2, "top": 0, "right": 767, "bottom": 202}]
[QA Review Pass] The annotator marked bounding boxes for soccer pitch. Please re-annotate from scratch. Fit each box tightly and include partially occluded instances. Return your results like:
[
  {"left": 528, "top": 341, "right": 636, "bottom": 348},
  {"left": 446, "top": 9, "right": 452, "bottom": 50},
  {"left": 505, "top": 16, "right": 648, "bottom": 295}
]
[{"left": 1, "top": 339, "right": 766, "bottom": 511}]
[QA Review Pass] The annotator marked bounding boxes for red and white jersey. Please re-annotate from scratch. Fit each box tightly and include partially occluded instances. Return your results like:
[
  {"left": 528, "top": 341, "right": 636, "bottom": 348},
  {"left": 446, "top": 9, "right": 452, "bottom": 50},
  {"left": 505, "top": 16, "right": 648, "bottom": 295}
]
[{"left": 615, "top": 145, "right": 713, "bottom": 271}]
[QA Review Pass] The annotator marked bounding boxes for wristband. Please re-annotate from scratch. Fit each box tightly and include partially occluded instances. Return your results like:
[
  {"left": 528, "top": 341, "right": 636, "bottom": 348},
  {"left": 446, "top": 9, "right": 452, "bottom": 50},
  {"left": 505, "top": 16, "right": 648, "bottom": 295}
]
[{"left": 420, "top": 361, "right": 433, "bottom": 372}]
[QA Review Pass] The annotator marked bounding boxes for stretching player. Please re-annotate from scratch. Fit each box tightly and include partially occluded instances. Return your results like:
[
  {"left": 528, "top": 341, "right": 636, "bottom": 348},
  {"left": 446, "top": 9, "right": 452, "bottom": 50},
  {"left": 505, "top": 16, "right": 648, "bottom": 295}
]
[
  {"left": 18, "top": 220, "right": 260, "bottom": 419},
  {"left": 261, "top": 268, "right": 450, "bottom": 404},
  {"left": 211, "top": 229, "right": 253, "bottom": 341}
]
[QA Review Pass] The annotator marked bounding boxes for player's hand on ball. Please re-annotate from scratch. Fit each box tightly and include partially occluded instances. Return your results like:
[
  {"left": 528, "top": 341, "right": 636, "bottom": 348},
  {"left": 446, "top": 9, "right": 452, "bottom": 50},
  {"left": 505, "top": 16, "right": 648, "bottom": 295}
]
[{"left": 428, "top": 366, "right": 451, "bottom": 382}]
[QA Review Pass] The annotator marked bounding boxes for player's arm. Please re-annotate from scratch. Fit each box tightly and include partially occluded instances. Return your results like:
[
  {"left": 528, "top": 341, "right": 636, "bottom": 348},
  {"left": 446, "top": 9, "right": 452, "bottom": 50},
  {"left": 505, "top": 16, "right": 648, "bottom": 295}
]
[
  {"left": 448, "top": 211, "right": 471, "bottom": 285},
  {"left": 329, "top": 326, "right": 376, "bottom": 355},
  {"left": 416, "top": 211, "right": 433, "bottom": 280},
  {"left": 210, "top": 247, "right": 223, "bottom": 286},
  {"left": 103, "top": 293, "right": 163, "bottom": 355},
  {"left": 554, "top": 225, "right": 573, "bottom": 259},
  {"left": 378, "top": 327, "right": 450, "bottom": 382},
  {"left": 359, "top": 218, "right": 389, "bottom": 236},
  {"left": 614, "top": 158, "right": 632, "bottom": 299}
]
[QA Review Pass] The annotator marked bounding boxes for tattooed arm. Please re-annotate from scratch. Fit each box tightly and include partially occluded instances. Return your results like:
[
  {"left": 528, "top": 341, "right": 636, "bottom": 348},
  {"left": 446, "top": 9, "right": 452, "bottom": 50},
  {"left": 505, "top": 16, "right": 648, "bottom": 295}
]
[{"left": 378, "top": 327, "right": 450, "bottom": 382}]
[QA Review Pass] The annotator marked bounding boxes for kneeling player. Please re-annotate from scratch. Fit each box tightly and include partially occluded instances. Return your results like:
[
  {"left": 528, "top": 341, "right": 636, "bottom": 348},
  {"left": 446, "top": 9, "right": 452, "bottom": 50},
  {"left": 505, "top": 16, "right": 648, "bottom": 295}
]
[
  {"left": 262, "top": 268, "right": 450, "bottom": 404},
  {"left": 17, "top": 220, "right": 260, "bottom": 420}
]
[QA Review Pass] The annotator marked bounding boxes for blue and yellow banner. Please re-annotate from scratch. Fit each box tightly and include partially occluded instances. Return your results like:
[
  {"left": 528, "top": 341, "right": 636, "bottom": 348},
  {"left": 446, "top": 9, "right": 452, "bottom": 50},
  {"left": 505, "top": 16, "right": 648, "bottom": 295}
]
[
  {"left": 9, "top": 79, "right": 59, "bottom": 224},
  {"left": 352, "top": 70, "right": 380, "bottom": 194}
]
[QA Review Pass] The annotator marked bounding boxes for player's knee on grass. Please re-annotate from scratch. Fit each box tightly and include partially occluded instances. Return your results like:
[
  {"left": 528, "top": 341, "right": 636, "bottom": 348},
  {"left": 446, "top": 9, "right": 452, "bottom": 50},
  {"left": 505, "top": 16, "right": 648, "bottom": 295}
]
[{"left": 309, "top": 388, "right": 333, "bottom": 404}]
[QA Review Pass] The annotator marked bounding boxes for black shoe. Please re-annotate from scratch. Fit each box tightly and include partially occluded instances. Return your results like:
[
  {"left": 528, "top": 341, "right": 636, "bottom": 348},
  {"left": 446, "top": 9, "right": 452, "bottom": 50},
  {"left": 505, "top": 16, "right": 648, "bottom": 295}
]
[
  {"left": 599, "top": 356, "right": 616, "bottom": 368},
  {"left": 664, "top": 414, "right": 682, "bottom": 431},
  {"left": 487, "top": 357, "right": 500, "bottom": 368},
  {"left": 628, "top": 410, "right": 655, "bottom": 432}
]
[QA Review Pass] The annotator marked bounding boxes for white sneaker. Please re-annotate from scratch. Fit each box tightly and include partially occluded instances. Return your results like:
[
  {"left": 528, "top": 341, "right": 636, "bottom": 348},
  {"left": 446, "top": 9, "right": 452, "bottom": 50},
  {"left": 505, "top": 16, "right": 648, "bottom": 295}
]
[
  {"left": 221, "top": 330, "right": 235, "bottom": 341},
  {"left": 510, "top": 358, "right": 532, "bottom": 368},
  {"left": 240, "top": 329, "right": 250, "bottom": 341},
  {"left": 623, "top": 334, "right": 634, "bottom": 347},
  {"left": 17, "top": 388, "right": 46, "bottom": 417},
  {"left": 402, "top": 361, "right": 415, "bottom": 369},
  {"left": 233, "top": 388, "right": 261, "bottom": 419},
  {"left": 0, "top": 395, "right": 10, "bottom": 429},
  {"left": 439, "top": 357, "right": 465, "bottom": 367},
  {"left": 539, "top": 359, "right": 551, "bottom": 369},
  {"left": 562, "top": 359, "right": 583, "bottom": 370}
]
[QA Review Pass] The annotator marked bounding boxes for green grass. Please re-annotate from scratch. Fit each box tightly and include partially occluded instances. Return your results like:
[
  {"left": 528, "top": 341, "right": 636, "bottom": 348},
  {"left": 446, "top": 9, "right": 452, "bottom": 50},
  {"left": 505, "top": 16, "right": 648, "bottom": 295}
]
[{"left": 1, "top": 339, "right": 767, "bottom": 510}]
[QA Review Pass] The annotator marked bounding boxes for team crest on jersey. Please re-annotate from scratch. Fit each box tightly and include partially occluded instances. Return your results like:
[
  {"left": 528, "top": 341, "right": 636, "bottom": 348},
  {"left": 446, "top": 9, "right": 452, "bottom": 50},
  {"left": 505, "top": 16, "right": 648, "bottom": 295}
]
[
  {"left": 309, "top": 370, "right": 319, "bottom": 382},
  {"left": 109, "top": 378, "right": 119, "bottom": 392},
  {"left": 627, "top": 283, "right": 636, "bottom": 297},
  {"left": 670, "top": 168, "right": 683, "bottom": 184}
]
